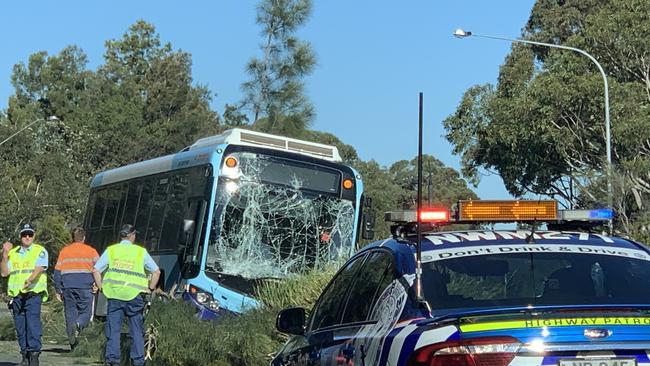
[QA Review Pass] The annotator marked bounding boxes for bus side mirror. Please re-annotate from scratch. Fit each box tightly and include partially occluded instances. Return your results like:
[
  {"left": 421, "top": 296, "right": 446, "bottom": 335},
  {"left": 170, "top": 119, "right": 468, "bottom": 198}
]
[
  {"left": 361, "top": 213, "right": 375, "bottom": 240},
  {"left": 181, "top": 219, "right": 195, "bottom": 247},
  {"left": 361, "top": 197, "right": 375, "bottom": 240},
  {"left": 183, "top": 219, "right": 195, "bottom": 234}
]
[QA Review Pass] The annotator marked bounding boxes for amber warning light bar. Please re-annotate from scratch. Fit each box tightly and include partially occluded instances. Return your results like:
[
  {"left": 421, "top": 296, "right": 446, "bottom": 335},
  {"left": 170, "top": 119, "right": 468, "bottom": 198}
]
[
  {"left": 458, "top": 200, "right": 557, "bottom": 221},
  {"left": 385, "top": 200, "right": 613, "bottom": 225}
]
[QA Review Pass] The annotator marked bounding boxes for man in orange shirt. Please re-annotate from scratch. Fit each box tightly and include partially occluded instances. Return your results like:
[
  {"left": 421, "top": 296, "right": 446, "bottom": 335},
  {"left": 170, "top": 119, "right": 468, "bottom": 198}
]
[{"left": 54, "top": 227, "right": 99, "bottom": 349}]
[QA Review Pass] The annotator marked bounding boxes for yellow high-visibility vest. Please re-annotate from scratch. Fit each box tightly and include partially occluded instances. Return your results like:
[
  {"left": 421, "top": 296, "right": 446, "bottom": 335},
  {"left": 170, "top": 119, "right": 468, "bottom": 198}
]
[
  {"left": 102, "top": 243, "right": 148, "bottom": 301},
  {"left": 7, "top": 244, "right": 48, "bottom": 301}
]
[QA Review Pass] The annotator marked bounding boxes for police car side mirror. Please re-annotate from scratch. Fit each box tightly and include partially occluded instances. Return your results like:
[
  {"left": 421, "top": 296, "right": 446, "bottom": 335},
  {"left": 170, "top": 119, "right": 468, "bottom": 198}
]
[{"left": 276, "top": 307, "right": 305, "bottom": 336}]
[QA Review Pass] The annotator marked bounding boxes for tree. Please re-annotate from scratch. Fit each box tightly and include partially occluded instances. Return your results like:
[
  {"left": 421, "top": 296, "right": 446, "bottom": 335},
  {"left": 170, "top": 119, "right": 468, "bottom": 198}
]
[
  {"left": 241, "top": 0, "right": 316, "bottom": 137},
  {"left": 95, "top": 20, "right": 219, "bottom": 166},
  {"left": 444, "top": 0, "right": 650, "bottom": 236},
  {"left": 0, "top": 21, "right": 221, "bottom": 243},
  {"left": 356, "top": 155, "right": 478, "bottom": 240}
]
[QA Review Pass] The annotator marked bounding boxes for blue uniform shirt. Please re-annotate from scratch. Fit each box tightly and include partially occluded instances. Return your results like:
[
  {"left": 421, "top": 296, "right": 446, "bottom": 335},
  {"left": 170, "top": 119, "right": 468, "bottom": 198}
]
[
  {"left": 94, "top": 240, "right": 159, "bottom": 273},
  {"left": 6, "top": 244, "right": 49, "bottom": 271}
]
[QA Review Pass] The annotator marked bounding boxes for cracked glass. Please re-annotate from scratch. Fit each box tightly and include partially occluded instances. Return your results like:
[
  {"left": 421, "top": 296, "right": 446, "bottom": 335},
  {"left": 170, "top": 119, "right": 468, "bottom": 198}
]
[{"left": 206, "top": 152, "right": 356, "bottom": 281}]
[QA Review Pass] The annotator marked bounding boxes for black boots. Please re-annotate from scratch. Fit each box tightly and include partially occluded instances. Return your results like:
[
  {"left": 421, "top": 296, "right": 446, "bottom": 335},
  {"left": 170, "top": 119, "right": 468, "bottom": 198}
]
[
  {"left": 20, "top": 351, "right": 39, "bottom": 366},
  {"left": 28, "top": 351, "right": 40, "bottom": 366},
  {"left": 68, "top": 322, "right": 81, "bottom": 350}
]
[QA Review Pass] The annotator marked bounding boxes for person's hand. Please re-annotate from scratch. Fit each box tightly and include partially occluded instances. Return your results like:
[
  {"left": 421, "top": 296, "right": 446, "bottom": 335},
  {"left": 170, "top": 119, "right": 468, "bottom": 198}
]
[
  {"left": 55, "top": 293, "right": 62, "bottom": 302},
  {"left": 91, "top": 283, "right": 98, "bottom": 294},
  {"left": 23, "top": 277, "right": 33, "bottom": 289},
  {"left": 2, "top": 242, "right": 12, "bottom": 256}
]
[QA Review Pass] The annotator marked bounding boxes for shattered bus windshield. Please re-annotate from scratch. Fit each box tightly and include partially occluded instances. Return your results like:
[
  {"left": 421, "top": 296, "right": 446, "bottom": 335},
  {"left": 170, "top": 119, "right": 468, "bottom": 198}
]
[{"left": 206, "top": 152, "right": 356, "bottom": 280}]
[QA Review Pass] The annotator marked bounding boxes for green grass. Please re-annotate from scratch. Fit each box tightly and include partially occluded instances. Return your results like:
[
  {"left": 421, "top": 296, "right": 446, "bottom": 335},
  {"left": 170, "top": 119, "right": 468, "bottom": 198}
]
[
  {"left": 0, "top": 267, "right": 338, "bottom": 365},
  {"left": 0, "top": 267, "right": 339, "bottom": 365}
]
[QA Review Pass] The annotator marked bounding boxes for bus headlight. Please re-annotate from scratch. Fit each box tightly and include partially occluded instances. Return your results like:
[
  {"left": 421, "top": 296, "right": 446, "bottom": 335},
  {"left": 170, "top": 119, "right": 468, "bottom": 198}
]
[
  {"left": 225, "top": 181, "right": 239, "bottom": 194},
  {"left": 207, "top": 300, "right": 220, "bottom": 311},
  {"left": 189, "top": 285, "right": 220, "bottom": 311},
  {"left": 196, "top": 292, "right": 209, "bottom": 304}
]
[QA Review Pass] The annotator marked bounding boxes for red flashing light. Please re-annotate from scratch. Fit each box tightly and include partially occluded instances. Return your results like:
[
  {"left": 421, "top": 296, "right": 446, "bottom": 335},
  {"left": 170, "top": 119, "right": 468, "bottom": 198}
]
[{"left": 418, "top": 209, "right": 450, "bottom": 223}]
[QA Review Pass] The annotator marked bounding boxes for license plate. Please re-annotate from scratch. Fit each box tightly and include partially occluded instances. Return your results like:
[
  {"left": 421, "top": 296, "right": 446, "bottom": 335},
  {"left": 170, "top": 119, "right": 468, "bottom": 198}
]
[{"left": 559, "top": 359, "right": 637, "bottom": 366}]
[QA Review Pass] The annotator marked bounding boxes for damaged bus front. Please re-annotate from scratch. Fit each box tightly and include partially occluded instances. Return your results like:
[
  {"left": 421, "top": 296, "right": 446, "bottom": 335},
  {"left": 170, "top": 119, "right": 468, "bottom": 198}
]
[{"left": 85, "top": 129, "right": 371, "bottom": 320}]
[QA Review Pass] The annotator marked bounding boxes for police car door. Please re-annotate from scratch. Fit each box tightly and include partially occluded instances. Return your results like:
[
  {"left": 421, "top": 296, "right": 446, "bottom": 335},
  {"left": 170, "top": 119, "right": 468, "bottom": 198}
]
[
  {"left": 318, "top": 249, "right": 397, "bottom": 366},
  {"left": 277, "top": 253, "right": 368, "bottom": 366}
]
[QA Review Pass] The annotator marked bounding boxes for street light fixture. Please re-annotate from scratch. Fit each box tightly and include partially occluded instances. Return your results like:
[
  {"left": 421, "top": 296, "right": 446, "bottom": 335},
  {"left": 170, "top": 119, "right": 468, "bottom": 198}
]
[
  {"left": 0, "top": 115, "right": 59, "bottom": 147},
  {"left": 453, "top": 28, "right": 613, "bottom": 233}
]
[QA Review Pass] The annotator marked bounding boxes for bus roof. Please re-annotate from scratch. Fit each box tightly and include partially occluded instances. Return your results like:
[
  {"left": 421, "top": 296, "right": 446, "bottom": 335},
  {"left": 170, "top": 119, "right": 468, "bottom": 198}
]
[
  {"left": 189, "top": 128, "right": 342, "bottom": 162},
  {"left": 91, "top": 129, "right": 343, "bottom": 188},
  {"left": 90, "top": 145, "right": 216, "bottom": 188}
]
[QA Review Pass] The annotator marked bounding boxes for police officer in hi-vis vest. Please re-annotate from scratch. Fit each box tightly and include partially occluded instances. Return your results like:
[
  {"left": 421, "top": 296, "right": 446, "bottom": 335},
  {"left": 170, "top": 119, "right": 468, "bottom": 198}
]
[
  {"left": 93, "top": 224, "right": 160, "bottom": 366},
  {"left": 1, "top": 223, "right": 48, "bottom": 366}
]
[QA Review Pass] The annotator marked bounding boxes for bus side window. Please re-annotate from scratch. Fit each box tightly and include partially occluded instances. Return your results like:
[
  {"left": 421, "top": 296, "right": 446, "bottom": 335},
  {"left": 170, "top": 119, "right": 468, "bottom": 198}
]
[
  {"left": 135, "top": 179, "right": 154, "bottom": 245},
  {"left": 90, "top": 189, "right": 106, "bottom": 229},
  {"left": 146, "top": 176, "right": 170, "bottom": 252},
  {"left": 122, "top": 181, "right": 142, "bottom": 227},
  {"left": 103, "top": 185, "right": 124, "bottom": 229},
  {"left": 159, "top": 173, "right": 188, "bottom": 251}
]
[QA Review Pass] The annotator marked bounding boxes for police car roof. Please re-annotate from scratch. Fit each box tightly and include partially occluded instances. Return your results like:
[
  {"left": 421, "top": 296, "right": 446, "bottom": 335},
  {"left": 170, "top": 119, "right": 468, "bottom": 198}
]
[{"left": 362, "top": 230, "right": 646, "bottom": 254}]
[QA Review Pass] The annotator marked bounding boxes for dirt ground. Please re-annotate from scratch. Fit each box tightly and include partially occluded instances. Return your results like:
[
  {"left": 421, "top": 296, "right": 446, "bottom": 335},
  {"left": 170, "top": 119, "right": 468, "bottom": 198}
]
[
  {"left": 0, "top": 298, "right": 101, "bottom": 365},
  {"left": 0, "top": 341, "right": 101, "bottom": 365}
]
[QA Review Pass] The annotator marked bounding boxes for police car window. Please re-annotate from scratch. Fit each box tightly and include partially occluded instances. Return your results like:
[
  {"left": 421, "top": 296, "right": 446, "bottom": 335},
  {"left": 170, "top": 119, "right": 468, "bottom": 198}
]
[
  {"left": 423, "top": 252, "right": 650, "bottom": 310},
  {"left": 341, "top": 251, "right": 393, "bottom": 324},
  {"left": 310, "top": 254, "right": 366, "bottom": 331}
]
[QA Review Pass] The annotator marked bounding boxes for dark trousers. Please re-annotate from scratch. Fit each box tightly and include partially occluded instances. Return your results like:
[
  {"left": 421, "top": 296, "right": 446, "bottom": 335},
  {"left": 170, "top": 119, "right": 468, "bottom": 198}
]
[
  {"left": 11, "top": 293, "right": 42, "bottom": 353},
  {"left": 62, "top": 288, "right": 94, "bottom": 338},
  {"left": 105, "top": 296, "right": 145, "bottom": 366}
]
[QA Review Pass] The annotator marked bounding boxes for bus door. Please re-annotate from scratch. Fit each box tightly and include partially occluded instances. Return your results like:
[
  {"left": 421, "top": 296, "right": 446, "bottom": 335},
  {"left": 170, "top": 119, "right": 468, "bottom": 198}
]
[{"left": 177, "top": 199, "right": 208, "bottom": 285}]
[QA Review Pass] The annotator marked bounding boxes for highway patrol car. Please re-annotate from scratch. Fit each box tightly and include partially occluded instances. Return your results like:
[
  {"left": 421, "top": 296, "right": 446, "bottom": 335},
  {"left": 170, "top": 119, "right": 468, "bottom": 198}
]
[{"left": 272, "top": 200, "right": 650, "bottom": 366}]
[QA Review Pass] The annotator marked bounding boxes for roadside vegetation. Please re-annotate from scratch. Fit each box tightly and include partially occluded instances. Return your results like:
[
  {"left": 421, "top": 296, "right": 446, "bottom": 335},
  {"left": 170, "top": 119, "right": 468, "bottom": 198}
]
[{"left": 1, "top": 265, "right": 338, "bottom": 366}]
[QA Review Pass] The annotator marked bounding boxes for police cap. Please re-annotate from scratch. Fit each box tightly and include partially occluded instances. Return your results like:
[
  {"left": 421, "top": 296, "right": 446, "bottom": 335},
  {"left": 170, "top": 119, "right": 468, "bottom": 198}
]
[
  {"left": 19, "top": 223, "right": 35, "bottom": 235},
  {"left": 119, "top": 224, "right": 137, "bottom": 238}
]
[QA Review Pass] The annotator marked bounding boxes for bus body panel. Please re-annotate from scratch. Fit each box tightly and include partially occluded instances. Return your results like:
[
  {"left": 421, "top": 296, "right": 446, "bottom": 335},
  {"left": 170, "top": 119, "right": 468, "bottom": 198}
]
[{"left": 85, "top": 135, "right": 363, "bottom": 319}]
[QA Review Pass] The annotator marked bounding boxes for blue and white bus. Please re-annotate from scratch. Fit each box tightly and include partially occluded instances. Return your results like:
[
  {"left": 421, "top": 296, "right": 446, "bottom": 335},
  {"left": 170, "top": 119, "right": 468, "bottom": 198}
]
[{"left": 84, "top": 129, "right": 372, "bottom": 319}]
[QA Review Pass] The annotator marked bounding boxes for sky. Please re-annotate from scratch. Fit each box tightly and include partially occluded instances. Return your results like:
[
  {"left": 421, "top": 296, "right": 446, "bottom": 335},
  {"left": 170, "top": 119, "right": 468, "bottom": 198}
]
[{"left": 0, "top": 0, "right": 536, "bottom": 200}]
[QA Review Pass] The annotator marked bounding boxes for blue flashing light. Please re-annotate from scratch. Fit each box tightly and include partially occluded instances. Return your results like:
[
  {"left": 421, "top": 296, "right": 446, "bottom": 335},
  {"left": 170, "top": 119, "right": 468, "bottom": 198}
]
[{"left": 589, "top": 208, "right": 614, "bottom": 220}]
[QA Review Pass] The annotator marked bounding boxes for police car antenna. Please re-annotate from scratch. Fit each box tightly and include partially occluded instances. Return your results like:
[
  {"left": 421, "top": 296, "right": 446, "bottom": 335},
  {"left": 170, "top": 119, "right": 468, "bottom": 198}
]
[
  {"left": 526, "top": 219, "right": 537, "bottom": 243},
  {"left": 415, "top": 93, "right": 429, "bottom": 310}
]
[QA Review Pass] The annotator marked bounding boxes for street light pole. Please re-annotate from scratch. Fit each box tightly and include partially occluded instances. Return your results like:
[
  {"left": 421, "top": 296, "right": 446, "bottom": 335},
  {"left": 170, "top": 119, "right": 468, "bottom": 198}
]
[
  {"left": 453, "top": 29, "right": 613, "bottom": 233},
  {"left": 0, "top": 115, "right": 59, "bottom": 147}
]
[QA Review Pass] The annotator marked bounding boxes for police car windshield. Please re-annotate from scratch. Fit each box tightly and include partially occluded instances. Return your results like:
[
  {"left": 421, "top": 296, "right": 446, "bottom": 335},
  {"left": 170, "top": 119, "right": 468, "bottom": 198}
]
[{"left": 423, "top": 252, "right": 650, "bottom": 310}]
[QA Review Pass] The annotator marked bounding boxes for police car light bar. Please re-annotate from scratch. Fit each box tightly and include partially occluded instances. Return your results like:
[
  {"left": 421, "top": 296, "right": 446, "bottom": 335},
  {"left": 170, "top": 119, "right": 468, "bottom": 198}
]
[
  {"left": 385, "top": 201, "right": 613, "bottom": 225},
  {"left": 385, "top": 209, "right": 451, "bottom": 224},
  {"left": 558, "top": 208, "right": 613, "bottom": 221},
  {"left": 458, "top": 200, "right": 557, "bottom": 222},
  {"left": 420, "top": 209, "right": 450, "bottom": 222}
]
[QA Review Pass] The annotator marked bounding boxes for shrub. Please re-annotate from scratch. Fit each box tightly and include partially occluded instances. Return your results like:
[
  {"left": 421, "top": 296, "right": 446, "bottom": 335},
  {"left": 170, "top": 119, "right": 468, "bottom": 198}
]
[
  {"left": 255, "top": 264, "right": 338, "bottom": 310},
  {"left": 29, "top": 266, "right": 338, "bottom": 365},
  {"left": 0, "top": 316, "right": 16, "bottom": 341}
]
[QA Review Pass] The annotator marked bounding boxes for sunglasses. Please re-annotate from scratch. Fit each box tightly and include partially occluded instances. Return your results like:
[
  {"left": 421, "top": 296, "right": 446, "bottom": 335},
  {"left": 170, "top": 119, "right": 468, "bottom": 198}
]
[{"left": 20, "top": 233, "right": 34, "bottom": 238}]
